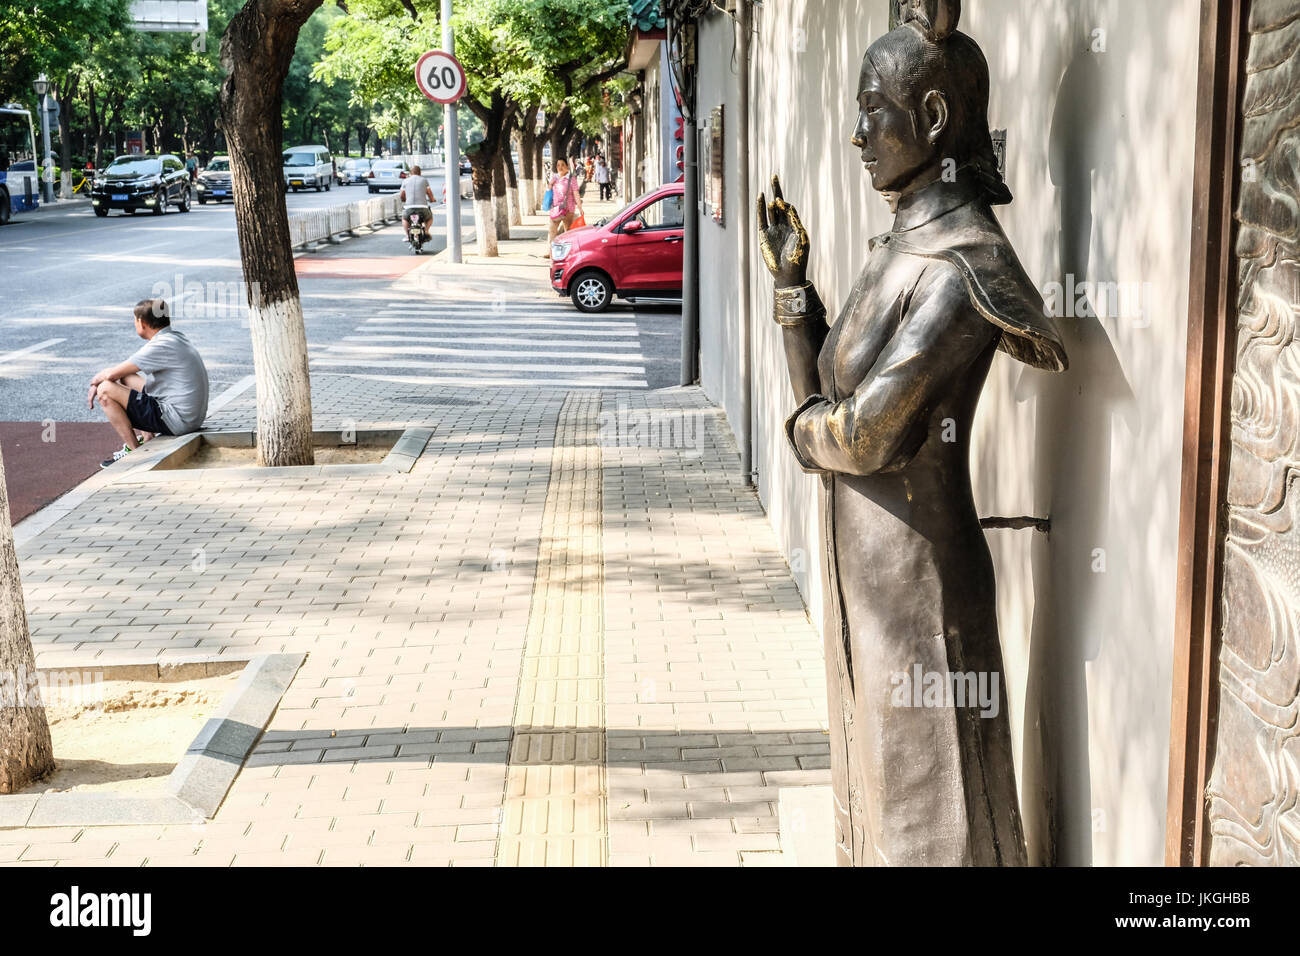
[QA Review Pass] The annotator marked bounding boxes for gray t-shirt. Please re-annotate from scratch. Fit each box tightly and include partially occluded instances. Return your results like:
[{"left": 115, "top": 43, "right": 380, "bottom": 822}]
[
  {"left": 400, "top": 174, "right": 432, "bottom": 206},
  {"left": 129, "top": 327, "right": 209, "bottom": 434}
]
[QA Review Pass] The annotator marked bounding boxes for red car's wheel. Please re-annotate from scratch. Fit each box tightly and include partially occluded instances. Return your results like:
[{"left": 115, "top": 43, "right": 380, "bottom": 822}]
[{"left": 571, "top": 271, "right": 613, "bottom": 313}]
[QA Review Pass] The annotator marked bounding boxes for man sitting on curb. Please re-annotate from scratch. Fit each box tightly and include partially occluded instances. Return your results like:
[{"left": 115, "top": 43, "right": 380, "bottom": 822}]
[{"left": 89, "top": 298, "right": 210, "bottom": 468}]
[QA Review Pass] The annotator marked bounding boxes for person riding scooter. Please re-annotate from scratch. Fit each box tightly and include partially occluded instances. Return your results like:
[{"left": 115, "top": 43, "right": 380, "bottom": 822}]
[{"left": 399, "top": 164, "right": 436, "bottom": 244}]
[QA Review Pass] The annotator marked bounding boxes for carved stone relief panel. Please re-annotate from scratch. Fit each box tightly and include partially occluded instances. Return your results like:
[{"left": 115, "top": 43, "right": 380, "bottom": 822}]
[{"left": 1206, "top": 0, "right": 1300, "bottom": 867}]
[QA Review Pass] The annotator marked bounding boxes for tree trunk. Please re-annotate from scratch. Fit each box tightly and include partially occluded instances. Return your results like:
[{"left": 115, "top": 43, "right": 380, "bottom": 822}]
[
  {"left": 505, "top": 132, "right": 521, "bottom": 226},
  {"left": 520, "top": 111, "right": 538, "bottom": 215},
  {"left": 220, "top": 0, "right": 320, "bottom": 468},
  {"left": 464, "top": 93, "right": 516, "bottom": 257},
  {"left": 468, "top": 147, "right": 497, "bottom": 257},
  {"left": 0, "top": 446, "right": 55, "bottom": 794},
  {"left": 492, "top": 149, "right": 510, "bottom": 239},
  {"left": 534, "top": 139, "right": 548, "bottom": 189},
  {"left": 87, "top": 83, "right": 103, "bottom": 169},
  {"left": 58, "top": 74, "right": 78, "bottom": 197}
]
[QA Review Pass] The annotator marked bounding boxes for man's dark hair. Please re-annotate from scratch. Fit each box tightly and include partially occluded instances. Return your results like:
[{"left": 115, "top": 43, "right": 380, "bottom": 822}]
[{"left": 134, "top": 298, "right": 170, "bottom": 329}]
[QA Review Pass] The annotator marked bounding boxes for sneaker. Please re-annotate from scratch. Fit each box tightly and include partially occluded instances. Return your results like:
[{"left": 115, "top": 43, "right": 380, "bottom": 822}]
[{"left": 100, "top": 444, "right": 132, "bottom": 469}]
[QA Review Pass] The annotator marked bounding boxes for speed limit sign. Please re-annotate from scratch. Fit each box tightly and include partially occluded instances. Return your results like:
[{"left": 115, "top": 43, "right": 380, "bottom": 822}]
[{"left": 415, "top": 50, "right": 467, "bottom": 104}]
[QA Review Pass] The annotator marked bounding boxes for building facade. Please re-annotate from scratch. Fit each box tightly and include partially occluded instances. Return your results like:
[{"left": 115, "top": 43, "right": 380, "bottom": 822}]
[{"left": 676, "top": 0, "right": 1241, "bottom": 867}]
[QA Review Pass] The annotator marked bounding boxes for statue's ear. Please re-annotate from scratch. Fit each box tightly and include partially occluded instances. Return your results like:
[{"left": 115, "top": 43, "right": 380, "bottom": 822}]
[
  {"left": 922, "top": 90, "right": 949, "bottom": 143},
  {"left": 902, "top": 0, "right": 961, "bottom": 42}
]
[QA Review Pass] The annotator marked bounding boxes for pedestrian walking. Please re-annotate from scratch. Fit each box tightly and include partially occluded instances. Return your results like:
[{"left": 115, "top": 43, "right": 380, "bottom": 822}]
[
  {"left": 595, "top": 156, "right": 611, "bottom": 201},
  {"left": 185, "top": 152, "right": 198, "bottom": 183},
  {"left": 547, "top": 158, "right": 583, "bottom": 259}
]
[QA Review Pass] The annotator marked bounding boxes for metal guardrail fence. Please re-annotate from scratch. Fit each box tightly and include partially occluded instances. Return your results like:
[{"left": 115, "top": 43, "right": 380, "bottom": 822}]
[{"left": 287, "top": 194, "right": 402, "bottom": 249}]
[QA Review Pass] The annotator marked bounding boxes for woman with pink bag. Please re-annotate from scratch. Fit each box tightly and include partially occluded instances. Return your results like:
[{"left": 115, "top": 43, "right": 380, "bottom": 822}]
[{"left": 547, "top": 158, "right": 583, "bottom": 260}]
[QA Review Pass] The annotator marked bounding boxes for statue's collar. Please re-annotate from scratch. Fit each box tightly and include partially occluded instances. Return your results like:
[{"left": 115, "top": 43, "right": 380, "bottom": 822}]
[{"left": 877, "top": 173, "right": 981, "bottom": 241}]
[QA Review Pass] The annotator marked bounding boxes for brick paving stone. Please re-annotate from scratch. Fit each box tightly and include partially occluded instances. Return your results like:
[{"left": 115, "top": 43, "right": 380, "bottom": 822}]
[{"left": 3, "top": 283, "right": 826, "bottom": 867}]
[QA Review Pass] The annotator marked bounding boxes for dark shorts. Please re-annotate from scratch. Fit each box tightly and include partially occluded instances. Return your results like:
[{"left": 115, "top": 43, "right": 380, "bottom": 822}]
[{"left": 126, "top": 390, "right": 173, "bottom": 436}]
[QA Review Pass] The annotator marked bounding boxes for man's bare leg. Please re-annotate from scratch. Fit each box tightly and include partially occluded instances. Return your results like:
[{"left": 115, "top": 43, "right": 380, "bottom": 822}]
[
  {"left": 116, "top": 374, "right": 154, "bottom": 442},
  {"left": 95, "top": 380, "right": 141, "bottom": 449}
]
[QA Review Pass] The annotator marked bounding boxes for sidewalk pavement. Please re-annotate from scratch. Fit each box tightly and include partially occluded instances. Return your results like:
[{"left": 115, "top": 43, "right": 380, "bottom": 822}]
[
  {"left": 454, "top": 193, "right": 624, "bottom": 272},
  {"left": 1, "top": 211, "right": 828, "bottom": 867}
]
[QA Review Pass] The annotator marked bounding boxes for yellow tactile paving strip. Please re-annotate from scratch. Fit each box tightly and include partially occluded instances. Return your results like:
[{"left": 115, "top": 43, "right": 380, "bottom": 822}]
[{"left": 496, "top": 392, "right": 607, "bottom": 866}]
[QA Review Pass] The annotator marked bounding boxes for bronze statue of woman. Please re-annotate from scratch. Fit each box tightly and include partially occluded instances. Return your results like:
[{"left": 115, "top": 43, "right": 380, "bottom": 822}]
[{"left": 757, "top": 0, "right": 1068, "bottom": 865}]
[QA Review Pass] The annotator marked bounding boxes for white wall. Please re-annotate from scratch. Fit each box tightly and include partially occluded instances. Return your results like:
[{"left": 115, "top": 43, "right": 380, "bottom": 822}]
[
  {"left": 697, "top": 12, "right": 745, "bottom": 452},
  {"left": 696, "top": 0, "right": 1200, "bottom": 866}
]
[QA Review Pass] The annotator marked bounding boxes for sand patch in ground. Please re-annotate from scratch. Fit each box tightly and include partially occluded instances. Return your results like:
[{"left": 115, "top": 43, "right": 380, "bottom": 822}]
[
  {"left": 18, "top": 672, "right": 241, "bottom": 795},
  {"left": 179, "top": 443, "right": 389, "bottom": 468}
]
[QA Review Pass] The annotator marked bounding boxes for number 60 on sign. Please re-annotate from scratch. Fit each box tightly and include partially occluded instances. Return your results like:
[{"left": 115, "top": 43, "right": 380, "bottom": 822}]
[{"left": 415, "top": 50, "right": 467, "bottom": 104}]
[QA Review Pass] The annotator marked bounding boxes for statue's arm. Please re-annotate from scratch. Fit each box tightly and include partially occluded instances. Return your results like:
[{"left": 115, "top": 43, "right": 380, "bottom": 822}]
[
  {"left": 774, "top": 282, "right": 830, "bottom": 403},
  {"left": 785, "top": 266, "right": 997, "bottom": 476}
]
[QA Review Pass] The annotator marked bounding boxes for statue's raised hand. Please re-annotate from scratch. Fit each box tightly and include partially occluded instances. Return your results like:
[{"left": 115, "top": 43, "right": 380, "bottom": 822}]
[{"left": 757, "top": 175, "right": 810, "bottom": 288}]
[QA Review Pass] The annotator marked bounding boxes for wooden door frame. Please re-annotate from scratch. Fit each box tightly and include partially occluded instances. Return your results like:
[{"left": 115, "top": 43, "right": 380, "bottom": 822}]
[{"left": 1165, "top": 0, "right": 1248, "bottom": 868}]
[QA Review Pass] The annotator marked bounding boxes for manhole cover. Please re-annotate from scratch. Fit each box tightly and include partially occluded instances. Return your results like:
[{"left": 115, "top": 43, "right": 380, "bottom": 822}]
[{"left": 394, "top": 396, "right": 481, "bottom": 407}]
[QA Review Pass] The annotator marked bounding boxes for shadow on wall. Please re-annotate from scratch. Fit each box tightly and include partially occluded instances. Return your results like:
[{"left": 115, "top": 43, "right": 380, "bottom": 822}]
[
  {"left": 1018, "top": 47, "right": 1139, "bottom": 867},
  {"left": 747, "top": 0, "right": 889, "bottom": 611}
]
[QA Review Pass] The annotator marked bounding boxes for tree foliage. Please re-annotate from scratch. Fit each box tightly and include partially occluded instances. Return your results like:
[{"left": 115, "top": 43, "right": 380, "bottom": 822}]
[{"left": 0, "top": 0, "right": 132, "bottom": 103}]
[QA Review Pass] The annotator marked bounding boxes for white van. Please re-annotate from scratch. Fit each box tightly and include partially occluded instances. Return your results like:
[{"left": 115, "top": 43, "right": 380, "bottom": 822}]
[{"left": 282, "top": 145, "right": 333, "bottom": 192}]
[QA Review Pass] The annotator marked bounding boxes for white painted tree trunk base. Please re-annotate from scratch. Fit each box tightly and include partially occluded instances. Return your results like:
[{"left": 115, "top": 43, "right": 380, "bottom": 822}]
[
  {"left": 508, "top": 184, "right": 522, "bottom": 226},
  {"left": 473, "top": 199, "right": 498, "bottom": 257},
  {"left": 493, "top": 193, "right": 510, "bottom": 241},
  {"left": 248, "top": 297, "right": 314, "bottom": 467}
]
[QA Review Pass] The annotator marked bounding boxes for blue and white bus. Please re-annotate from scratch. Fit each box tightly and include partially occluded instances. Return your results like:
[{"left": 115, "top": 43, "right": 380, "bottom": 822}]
[{"left": 0, "top": 105, "right": 40, "bottom": 224}]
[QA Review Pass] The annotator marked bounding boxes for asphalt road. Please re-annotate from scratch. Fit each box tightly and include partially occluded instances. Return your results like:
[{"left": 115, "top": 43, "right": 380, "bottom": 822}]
[
  {"left": 0, "top": 172, "right": 683, "bottom": 522},
  {"left": 0, "top": 176, "right": 459, "bottom": 422}
]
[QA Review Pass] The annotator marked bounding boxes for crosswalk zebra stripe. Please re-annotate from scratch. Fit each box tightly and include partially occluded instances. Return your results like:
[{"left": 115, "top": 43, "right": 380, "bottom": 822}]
[
  {"left": 309, "top": 357, "right": 647, "bottom": 374},
  {"left": 335, "top": 372, "right": 646, "bottom": 388},
  {"left": 315, "top": 345, "right": 646, "bottom": 362},
  {"left": 341, "top": 335, "right": 640, "bottom": 349}
]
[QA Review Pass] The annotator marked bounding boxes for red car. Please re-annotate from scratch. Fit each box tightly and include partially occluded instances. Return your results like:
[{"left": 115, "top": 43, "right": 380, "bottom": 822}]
[{"left": 550, "top": 182, "right": 684, "bottom": 313}]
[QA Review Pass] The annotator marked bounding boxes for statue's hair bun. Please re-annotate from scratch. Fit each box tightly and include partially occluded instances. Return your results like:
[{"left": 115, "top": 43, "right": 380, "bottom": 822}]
[{"left": 901, "top": 0, "right": 961, "bottom": 42}]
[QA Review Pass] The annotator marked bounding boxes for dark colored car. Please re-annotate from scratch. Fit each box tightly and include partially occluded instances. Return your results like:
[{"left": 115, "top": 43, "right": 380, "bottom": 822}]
[
  {"left": 195, "top": 156, "right": 233, "bottom": 204},
  {"left": 91, "top": 154, "right": 192, "bottom": 217},
  {"left": 340, "top": 157, "right": 373, "bottom": 184},
  {"left": 550, "top": 182, "right": 685, "bottom": 313}
]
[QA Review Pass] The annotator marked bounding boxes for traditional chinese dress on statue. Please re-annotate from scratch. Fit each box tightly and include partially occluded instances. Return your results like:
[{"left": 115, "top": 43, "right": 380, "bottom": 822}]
[{"left": 783, "top": 175, "right": 1066, "bottom": 865}]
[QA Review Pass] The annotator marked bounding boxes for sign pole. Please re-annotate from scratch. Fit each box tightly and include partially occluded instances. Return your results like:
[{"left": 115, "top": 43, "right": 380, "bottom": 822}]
[
  {"left": 441, "top": 0, "right": 462, "bottom": 264},
  {"left": 39, "top": 94, "right": 54, "bottom": 204}
]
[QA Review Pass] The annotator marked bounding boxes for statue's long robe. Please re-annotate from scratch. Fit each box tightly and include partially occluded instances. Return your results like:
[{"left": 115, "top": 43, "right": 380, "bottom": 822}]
[{"left": 784, "top": 193, "right": 1065, "bottom": 865}]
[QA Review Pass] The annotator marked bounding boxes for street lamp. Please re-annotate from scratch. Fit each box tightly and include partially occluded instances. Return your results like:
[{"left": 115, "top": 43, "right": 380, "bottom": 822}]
[{"left": 32, "top": 73, "right": 54, "bottom": 204}]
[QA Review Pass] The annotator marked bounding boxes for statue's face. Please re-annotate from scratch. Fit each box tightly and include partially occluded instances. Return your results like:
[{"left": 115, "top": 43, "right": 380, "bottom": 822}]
[{"left": 852, "top": 59, "right": 939, "bottom": 194}]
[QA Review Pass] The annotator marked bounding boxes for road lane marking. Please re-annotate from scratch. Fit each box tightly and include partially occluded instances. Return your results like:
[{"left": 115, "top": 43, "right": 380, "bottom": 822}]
[{"left": 0, "top": 338, "right": 65, "bottom": 367}]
